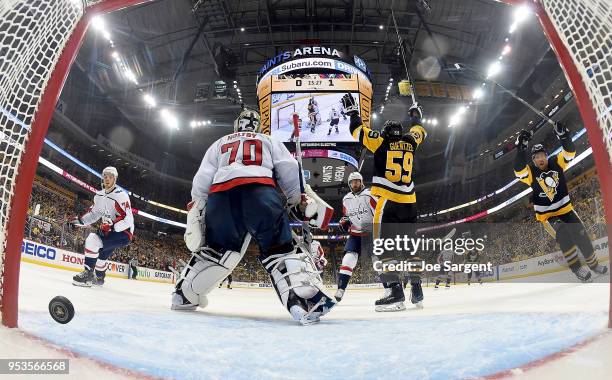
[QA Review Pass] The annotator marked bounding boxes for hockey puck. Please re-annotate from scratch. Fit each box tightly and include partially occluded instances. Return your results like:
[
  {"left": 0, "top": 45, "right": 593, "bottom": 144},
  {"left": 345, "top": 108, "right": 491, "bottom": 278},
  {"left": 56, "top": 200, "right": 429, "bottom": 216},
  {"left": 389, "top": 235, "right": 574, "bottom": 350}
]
[{"left": 48, "top": 296, "right": 74, "bottom": 324}]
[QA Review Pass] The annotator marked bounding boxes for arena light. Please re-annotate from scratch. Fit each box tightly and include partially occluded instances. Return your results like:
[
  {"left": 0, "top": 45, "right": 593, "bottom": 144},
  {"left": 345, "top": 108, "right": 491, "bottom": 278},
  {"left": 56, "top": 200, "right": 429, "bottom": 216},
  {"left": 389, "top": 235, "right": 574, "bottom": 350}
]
[
  {"left": 124, "top": 69, "right": 138, "bottom": 84},
  {"left": 486, "top": 61, "right": 501, "bottom": 78},
  {"left": 501, "top": 44, "right": 512, "bottom": 56},
  {"left": 111, "top": 51, "right": 120, "bottom": 61},
  {"left": 473, "top": 88, "right": 484, "bottom": 100},
  {"left": 372, "top": 113, "right": 378, "bottom": 119},
  {"left": 190, "top": 121, "right": 196, "bottom": 128},
  {"left": 102, "top": 30, "right": 111, "bottom": 41},
  {"left": 240, "top": 27, "right": 245, "bottom": 32},
  {"left": 432, "top": 118, "right": 438, "bottom": 126},
  {"left": 143, "top": 94, "right": 156, "bottom": 108},
  {"left": 379, "top": 25, "right": 384, "bottom": 30},
  {"left": 513, "top": 4, "right": 532, "bottom": 24},
  {"left": 91, "top": 16, "right": 105, "bottom": 31},
  {"left": 160, "top": 109, "right": 179, "bottom": 130},
  {"left": 389, "top": 78, "right": 393, "bottom": 82}
]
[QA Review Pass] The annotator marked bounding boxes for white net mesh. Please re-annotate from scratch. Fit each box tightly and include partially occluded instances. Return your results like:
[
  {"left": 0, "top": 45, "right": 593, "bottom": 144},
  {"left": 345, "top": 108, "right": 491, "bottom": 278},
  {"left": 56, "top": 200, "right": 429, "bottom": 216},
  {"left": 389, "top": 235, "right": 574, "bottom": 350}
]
[
  {"left": 0, "top": 0, "right": 86, "bottom": 323},
  {"left": 541, "top": 0, "right": 612, "bottom": 164}
]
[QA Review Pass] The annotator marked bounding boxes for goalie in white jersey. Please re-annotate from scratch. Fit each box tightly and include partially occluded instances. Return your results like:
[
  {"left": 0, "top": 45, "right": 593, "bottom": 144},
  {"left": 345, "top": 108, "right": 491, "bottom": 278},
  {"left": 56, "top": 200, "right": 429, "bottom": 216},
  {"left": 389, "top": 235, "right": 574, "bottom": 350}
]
[
  {"left": 335, "top": 172, "right": 376, "bottom": 301},
  {"left": 69, "top": 167, "right": 134, "bottom": 287},
  {"left": 173, "top": 108, "right": 336, "bottom": 325}
]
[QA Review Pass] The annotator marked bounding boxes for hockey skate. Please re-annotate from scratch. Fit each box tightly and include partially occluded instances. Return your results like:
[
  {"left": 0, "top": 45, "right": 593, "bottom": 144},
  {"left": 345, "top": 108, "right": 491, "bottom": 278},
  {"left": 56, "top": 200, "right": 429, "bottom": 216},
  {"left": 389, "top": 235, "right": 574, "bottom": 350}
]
[
  {"left": 410, "top": 280, "right": 424, "bottom": 309},
  {"left": 92, "top": 271, "right": 105, "bottom": 286},
  {"left": 171, "top": 289, "right": 199, "bottom": 311},
  {"left": 591, "top": 264, "right": 608, "bottom": 275},
  {"left": 575, "top": 266, "right": 592, "bottom": 283},
  {"left": 334, "top": 288, "right": 345, "bottom": 302},
  {"left": 73, "top": 268, "right": 94, "bottom": 287},
  {"left": 375, "top": 284, "right": 406, "bottom": 312}
]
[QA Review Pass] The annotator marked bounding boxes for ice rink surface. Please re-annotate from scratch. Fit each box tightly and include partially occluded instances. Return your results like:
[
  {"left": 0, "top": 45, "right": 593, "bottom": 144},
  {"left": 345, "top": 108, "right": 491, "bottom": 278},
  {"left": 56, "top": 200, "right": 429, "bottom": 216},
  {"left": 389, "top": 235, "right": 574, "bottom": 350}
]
[{"left": 1, "top": 262, "right": 610, "bottom": 380}]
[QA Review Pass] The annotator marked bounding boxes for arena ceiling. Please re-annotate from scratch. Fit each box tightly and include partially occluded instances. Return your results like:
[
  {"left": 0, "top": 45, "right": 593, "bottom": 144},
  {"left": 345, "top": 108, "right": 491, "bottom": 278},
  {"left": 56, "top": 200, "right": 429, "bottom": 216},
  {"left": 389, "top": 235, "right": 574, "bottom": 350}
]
[{"left": 64, "top": 0, "right": 562, "bottom": 191}]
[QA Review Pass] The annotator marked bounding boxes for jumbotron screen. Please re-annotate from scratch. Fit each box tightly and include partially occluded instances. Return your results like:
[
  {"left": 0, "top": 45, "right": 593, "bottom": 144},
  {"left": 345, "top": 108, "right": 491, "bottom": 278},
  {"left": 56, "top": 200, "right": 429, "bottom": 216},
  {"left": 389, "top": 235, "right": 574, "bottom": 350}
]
[{"left": 258, "top": 72, "right": 372, "bottom": 142}]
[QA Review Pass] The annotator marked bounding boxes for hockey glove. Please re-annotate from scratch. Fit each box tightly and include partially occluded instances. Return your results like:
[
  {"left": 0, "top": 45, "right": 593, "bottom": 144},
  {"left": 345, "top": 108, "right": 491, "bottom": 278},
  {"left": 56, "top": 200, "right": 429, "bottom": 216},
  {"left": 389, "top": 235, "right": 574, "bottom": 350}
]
[
  {"left": 553, "top": 122, "right": 569, "bottom": 138},
  {"left": 338, "top": 217, "right": 352, "bottom": 233},
  {"left": 100, "top": 223, "right": 113, "bottom": 236},
  {"left": 515, "top": 129, "right": 532, "bottom": 150},
  {"left": 341, "top": 93, "right": 359, "bottom": 115}
]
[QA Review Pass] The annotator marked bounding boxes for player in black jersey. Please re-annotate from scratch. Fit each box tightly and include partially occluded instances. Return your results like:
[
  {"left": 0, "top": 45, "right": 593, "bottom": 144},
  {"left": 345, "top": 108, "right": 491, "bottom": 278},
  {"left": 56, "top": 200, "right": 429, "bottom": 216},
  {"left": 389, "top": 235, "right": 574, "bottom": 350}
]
[
  {"left": 514, "top": 124, "right": 608, "bottom": 282},
  {"left": 342, "top": 93, "right": 427, "bottom": 311}
]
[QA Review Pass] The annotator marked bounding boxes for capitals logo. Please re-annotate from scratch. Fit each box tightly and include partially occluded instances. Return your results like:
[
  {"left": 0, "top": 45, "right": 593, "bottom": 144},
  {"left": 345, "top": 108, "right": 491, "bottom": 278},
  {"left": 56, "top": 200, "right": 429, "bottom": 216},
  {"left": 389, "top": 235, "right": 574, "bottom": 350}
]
[{"left": 536, "top": 170, "right": 559, "bottom": 201}]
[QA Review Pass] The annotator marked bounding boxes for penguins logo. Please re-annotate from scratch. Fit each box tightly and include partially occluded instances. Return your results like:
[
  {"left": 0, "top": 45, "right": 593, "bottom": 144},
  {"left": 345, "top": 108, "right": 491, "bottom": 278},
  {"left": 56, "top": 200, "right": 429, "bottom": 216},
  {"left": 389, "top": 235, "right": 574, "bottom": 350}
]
[{"left": 536, "top": 170, "right": 559, "bottom": 201}]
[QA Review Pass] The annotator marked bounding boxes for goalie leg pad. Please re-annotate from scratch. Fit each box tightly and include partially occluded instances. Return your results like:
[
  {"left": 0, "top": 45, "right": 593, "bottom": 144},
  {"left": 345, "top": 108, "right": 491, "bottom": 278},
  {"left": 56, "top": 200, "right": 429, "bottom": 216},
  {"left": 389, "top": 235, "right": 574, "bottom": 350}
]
[
  {"left": 260, "top": 249, "right": 336, "bottom": 325},
  {"left": 174, "top": 236, "right": 250, "bottom": 308}
]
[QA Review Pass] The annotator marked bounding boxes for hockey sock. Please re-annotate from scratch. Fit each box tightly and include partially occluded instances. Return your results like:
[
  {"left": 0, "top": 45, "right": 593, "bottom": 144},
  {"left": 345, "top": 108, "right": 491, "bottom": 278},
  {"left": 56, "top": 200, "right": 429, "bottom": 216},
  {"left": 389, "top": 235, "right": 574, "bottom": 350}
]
[
  {"left": 338, "top": 274, "right": 351, "bottom": 290},
  {"left": 584, "top": 253, "right": 600, "bottom": 270},
  {"left": 435, "top": 279, "right": 441, "bottom": 286},
  {"left": 563, "top": 245, "right": 582, "bottom": 272},
  {"left": 338, "top": 251, "right": 358, "bottom": 290}
]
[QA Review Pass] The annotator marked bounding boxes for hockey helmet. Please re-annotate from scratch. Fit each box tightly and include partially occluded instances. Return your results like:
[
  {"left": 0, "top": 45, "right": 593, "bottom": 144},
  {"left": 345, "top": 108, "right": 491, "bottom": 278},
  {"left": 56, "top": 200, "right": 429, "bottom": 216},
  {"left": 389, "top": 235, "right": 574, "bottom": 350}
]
[
  {"left": 234, "top": 108, "right": 261, "bottom": 133},
  {"left": 347, "top": 171, "right": 364, "bottom": 192},
  {"left": 531, "top": 143, "right": 547, "bottom": 158},
  {"left": 101, "top": 166, "right": 118, "bottom": 188},
  {"left": 381, "top": 120, "right": 403, "bottom": 140}
]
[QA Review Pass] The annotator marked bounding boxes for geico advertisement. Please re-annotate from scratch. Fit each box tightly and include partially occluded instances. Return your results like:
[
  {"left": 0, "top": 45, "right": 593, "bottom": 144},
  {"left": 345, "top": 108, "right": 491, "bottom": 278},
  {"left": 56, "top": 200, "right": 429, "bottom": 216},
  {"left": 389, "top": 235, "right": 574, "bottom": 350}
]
[{"left": 22, "top": 239, "right": 128, "bottom": 278}]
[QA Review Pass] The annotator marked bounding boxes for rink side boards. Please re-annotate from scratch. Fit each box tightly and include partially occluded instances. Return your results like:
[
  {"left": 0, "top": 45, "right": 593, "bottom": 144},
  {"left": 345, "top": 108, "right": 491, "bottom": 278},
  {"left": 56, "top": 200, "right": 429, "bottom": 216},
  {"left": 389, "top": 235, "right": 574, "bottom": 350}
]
[
  {"left": 20, "top": 238, "right": 609, "bottom": 288},
  {"left": 20, "top": 239, "right": 175, "bottom": 284}
]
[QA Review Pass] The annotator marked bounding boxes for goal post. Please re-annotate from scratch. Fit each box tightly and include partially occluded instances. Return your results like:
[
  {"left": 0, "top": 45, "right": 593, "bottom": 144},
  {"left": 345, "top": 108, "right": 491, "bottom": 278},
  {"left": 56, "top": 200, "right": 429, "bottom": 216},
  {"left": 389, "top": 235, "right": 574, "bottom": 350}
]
[
  {"left": 0, "top": 0, "right": 153, "bottom": 328},
  {"left": 502, "top": 0, "right": 612, "bottom": 327}
]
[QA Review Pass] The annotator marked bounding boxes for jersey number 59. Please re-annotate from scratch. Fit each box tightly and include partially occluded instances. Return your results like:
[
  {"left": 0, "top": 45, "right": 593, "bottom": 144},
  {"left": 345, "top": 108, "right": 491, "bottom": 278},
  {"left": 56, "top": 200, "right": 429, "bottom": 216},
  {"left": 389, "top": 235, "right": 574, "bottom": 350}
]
[
  {"left": 221, "top": 139, "right": 263, "bottom": 166},
  {"left": 385, "top": 151, "right": 413, "bottom": 184}
]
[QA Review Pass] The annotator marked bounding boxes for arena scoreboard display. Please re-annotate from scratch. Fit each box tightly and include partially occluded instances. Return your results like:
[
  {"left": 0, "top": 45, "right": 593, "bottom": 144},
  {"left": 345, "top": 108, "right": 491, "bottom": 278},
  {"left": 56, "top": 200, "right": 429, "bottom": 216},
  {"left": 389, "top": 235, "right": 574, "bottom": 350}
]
[
  {"left": 256, "top": 47, "right": 372, "bottom": 187},
  {"left": 256, "top": 47, "right": 373, "bottom": 139}
]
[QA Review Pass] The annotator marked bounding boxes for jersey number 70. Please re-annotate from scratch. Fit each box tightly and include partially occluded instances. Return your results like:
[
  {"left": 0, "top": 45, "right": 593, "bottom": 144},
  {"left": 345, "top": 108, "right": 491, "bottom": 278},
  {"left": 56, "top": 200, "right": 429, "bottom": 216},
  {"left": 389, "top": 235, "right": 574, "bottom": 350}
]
[
  {"left": 221, "top": 139, "right": 263, "bottom": 166},
  {"left": 385, "top": 151, "right": 413, "bottom": 184}
]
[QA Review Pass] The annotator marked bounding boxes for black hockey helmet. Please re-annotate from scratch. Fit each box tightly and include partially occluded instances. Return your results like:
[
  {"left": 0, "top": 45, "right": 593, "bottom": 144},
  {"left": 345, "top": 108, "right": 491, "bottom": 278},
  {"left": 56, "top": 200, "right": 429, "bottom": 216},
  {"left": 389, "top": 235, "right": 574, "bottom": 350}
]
[
  {"left": 531, "top": 143, "right": 547, "bottom": 159},
  {"left": 382, "top": 120, "right": 403, "bottom": 140}
]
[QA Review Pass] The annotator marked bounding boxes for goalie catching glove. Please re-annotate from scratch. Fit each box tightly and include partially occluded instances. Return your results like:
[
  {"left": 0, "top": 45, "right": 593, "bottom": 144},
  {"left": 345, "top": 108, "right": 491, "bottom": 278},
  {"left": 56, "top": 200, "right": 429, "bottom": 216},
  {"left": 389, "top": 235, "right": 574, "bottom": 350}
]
[{"left": 288, "top": 185, "right": 334, "bottom": 229}]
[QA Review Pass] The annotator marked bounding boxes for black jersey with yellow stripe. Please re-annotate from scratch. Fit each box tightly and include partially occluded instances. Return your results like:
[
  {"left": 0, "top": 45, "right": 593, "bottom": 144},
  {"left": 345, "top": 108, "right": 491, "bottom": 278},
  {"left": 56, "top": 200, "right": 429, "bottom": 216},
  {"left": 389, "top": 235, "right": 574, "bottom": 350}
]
[
  {"left": 514, "top": 139, "right": 576, "bottom": 222},
  {"left": 350, "top": 116, "right": 426, "bottom": 203}
]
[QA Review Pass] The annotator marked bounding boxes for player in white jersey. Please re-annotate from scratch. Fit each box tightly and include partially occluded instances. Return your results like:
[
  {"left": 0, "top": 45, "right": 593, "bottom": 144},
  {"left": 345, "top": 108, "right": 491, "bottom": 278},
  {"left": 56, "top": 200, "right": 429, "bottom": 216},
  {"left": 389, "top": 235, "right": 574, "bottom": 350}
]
[
  {"left": 327, "top": 107, "right": 341, "bottom": 135},
  {"left": 173, "top": 108, "right": 336, "bottom": 325},
  {"left": 335, "top": 172, "right": 376, "bottom": 301},
  {"left": 68, "top": 167, "right": 134, "bottom": 287}
]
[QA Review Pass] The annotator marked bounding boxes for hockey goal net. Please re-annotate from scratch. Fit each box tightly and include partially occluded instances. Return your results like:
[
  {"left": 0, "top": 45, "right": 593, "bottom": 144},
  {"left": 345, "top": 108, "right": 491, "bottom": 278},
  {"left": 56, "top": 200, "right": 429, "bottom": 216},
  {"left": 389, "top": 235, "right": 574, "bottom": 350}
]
[{"left": 0, "top": 0, "right": 151, "bottom": 328}]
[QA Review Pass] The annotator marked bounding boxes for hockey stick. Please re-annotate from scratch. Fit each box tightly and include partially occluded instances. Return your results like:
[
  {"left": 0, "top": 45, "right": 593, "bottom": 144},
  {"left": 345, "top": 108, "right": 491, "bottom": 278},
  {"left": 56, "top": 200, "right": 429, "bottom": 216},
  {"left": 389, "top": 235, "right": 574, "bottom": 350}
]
[
  {"left": 391, "top": 8, "right": 417, "bottom": 104},
  {"left": 292, "top": 113, "right": 312, "bottom": 246}
]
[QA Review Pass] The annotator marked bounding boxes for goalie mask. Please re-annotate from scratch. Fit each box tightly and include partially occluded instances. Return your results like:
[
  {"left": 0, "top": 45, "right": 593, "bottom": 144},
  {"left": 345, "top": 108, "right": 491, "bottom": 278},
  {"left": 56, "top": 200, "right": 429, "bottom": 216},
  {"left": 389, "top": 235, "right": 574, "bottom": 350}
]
[
  {"left": 382, "top": 120, "right": 403, "bottom": 140},
  {"left": 234, "top": 108, "right": 261, "bottom": 133}
]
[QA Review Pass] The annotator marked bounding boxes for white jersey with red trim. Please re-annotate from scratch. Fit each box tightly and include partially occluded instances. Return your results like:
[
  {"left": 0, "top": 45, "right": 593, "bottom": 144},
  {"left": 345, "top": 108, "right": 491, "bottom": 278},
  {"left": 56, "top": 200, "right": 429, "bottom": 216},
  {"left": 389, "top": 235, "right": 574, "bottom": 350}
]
[
  {"left": 191, "top": 131, "right": 302, "bottom": 202},
  {"left": 310, "top": 240, "right": 327, "bottom": 270},
  {"left": 342, "top": 188, "right": 375, "bottom": 235},
  {"left": 80, "top": 186, "right": 134, "bottom": 235}
]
